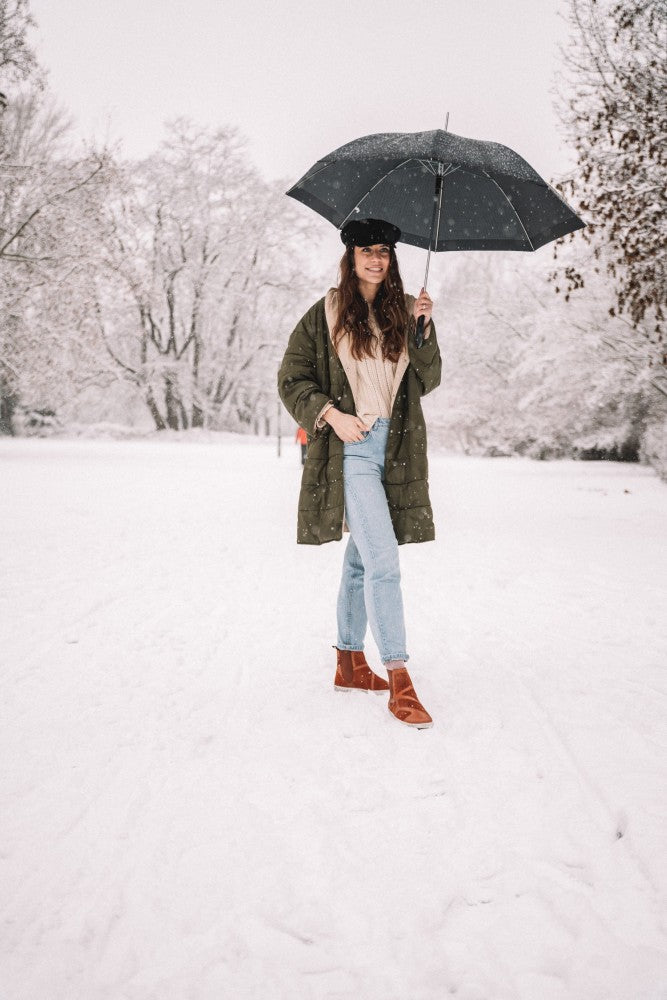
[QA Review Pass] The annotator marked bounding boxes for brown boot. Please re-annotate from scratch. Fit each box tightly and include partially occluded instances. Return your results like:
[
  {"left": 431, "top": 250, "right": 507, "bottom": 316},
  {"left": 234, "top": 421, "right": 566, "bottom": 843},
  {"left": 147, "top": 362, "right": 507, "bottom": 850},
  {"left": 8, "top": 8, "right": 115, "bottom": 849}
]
[
  {"left": 388, "top": 667, "right": 433, "bottom": 728},
  {"left": 334, "top": 648, "right": 390, "bottom": 694}
]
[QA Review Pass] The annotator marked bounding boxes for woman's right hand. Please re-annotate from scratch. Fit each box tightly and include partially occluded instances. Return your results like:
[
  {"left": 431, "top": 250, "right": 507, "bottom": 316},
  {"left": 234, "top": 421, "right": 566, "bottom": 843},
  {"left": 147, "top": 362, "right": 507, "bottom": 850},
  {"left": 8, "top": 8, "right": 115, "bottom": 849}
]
[{"left": 324, "top": 408, "right": 369, "bottom": 443}]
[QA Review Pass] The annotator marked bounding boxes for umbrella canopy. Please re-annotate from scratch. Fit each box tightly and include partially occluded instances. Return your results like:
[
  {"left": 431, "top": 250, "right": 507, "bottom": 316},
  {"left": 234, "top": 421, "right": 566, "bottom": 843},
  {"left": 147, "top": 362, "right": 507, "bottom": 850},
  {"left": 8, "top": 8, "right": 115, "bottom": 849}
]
[{"left": 286, "top": 129, "right": 585, "bottom": 252}]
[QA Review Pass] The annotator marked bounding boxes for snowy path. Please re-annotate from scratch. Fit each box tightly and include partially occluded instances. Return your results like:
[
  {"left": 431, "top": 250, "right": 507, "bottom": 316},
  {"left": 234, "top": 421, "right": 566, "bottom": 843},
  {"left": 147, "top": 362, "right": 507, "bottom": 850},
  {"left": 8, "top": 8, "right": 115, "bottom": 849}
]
[{"left": 1, "top": 436, "right": 666, "bottom": 1000}]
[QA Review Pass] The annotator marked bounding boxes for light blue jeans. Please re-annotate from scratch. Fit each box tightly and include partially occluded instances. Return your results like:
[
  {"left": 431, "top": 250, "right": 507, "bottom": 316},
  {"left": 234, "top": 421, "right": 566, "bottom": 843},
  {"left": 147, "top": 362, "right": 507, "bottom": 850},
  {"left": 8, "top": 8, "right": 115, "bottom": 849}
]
[{"left": 336, "top": 418, "right": 409, "bottom": 663}]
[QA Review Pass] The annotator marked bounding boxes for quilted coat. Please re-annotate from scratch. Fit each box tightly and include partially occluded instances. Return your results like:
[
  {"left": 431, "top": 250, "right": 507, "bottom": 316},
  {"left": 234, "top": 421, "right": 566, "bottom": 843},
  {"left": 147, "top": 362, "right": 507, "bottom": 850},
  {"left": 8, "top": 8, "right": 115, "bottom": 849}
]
[{"left": 277, "top": 294, "right": 442, "bottom": 545}]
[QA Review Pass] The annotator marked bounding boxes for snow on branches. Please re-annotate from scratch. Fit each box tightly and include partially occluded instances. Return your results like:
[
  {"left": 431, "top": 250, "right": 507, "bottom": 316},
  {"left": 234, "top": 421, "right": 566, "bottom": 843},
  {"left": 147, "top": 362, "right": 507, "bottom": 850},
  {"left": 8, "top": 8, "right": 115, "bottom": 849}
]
[{"left": 551, "top": 0, "right": 666, "bottom": 388}]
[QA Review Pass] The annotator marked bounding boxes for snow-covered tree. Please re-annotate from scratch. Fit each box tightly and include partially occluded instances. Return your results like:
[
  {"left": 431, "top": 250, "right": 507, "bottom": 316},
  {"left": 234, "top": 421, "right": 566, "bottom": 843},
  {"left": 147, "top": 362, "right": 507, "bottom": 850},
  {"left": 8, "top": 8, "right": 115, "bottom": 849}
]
[
  {"left": 97, "top": 120, "right": 318, "bottom": 431},
  {"left": 0, "top": 89, "right": 115, "bottom": 432},
  {"left": 426, "top": 246, "right": 662, "bottom": 460},
  {"left": 0, "top": 0, "right": 40, "bottom": 93},
  {"left": 552, "top": 0, "right": 666, "bottom": 394}
]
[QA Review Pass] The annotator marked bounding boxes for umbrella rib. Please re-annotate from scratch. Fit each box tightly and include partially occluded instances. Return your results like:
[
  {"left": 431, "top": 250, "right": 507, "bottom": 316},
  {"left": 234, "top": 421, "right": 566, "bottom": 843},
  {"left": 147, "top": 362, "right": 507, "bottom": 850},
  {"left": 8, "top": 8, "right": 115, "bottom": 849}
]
[
  {"left": 482, "top": 171, "right": 535, "bottom": 250},
  {"left": 338, "top": 159, "right": 423, "bottom": 228},
  {"left": 417, "top": 160, "right": 460, "bottom": 177}
]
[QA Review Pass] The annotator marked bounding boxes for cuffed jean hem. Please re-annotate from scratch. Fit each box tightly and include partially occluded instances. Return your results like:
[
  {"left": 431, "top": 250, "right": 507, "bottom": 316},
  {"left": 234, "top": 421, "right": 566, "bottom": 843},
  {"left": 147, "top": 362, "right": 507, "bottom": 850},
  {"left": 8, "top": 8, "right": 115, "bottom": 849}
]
[
  {"left": 336, "top": 615, "right": 410, "bottom": 662},
  {"left": 334, "top": 642, "right": 410, "bottom": 663}
]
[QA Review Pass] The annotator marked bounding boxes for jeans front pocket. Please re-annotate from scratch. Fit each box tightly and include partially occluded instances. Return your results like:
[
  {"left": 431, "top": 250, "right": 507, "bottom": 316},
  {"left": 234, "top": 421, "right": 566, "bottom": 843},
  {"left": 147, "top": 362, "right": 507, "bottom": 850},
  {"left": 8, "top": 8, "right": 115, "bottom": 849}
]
[{"left": 344, "top": 429, "right": 370, "bottom": 451}]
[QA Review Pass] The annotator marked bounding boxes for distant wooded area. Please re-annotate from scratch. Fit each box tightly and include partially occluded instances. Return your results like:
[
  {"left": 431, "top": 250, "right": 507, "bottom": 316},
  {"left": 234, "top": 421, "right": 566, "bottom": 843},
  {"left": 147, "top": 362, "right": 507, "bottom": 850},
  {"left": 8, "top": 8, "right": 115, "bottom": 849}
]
[{"left": 1, "top": 0, "right": 665, "bottom": 475}]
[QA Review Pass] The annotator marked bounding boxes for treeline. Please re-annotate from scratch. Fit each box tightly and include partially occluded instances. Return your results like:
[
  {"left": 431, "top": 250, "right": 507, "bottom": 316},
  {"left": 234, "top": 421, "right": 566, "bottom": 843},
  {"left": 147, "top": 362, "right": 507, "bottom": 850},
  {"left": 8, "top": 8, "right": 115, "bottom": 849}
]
[
  {"left": 0, "top": 5, "right": 321, "bottom": 435},
  {"left": 0, "top": 0, "right": 665, "bottom": 476},
  {"left": 426, "top": 247, "right": 665, "bottom": 465},
  {"left": 427, "top": 0, "right": 666, "bottom": 472},
  {"left": 0, "top": 97, "right": 320, "bottom": 435}
]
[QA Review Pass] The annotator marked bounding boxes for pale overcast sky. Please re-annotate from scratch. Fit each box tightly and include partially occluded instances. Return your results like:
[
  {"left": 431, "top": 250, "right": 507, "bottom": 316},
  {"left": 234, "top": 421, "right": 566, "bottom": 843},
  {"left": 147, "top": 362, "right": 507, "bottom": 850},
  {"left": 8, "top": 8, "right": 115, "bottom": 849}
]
[
  {"left": 27, "top": 0, "right": 576, "bottom": 289},
  {"left": 29, "top": 0, "right": 574, "bottom": 183}
]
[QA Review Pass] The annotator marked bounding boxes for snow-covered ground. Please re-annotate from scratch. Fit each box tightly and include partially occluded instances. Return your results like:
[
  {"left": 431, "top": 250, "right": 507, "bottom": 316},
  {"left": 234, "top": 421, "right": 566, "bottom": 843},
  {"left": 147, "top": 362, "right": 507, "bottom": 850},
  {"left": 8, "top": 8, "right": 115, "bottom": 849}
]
[{"left": 1, "top": 434, "right": 666, "bottom": 1000}]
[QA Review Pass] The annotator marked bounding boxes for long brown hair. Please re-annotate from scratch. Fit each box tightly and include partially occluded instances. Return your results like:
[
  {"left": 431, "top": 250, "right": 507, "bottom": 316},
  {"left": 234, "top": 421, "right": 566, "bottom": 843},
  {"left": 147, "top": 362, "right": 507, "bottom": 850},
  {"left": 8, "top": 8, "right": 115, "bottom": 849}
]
[{"left": 332, "top": 246, "right": 410, "bottom": 363}]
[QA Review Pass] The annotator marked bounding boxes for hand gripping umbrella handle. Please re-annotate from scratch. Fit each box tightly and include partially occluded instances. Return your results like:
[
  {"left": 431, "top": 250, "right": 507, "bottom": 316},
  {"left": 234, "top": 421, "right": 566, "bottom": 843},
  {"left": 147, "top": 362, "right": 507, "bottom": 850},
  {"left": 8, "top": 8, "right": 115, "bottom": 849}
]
[{"left": 415, "top": 315, "right": 426, "bottom": 348}]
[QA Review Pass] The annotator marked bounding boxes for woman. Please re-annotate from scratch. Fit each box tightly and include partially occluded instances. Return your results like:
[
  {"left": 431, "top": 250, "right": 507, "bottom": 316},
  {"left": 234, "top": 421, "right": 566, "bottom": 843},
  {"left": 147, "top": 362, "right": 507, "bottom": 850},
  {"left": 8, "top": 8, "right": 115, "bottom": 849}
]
[{"left": 278, "top": 218, "right": 441, "bottom": 729}]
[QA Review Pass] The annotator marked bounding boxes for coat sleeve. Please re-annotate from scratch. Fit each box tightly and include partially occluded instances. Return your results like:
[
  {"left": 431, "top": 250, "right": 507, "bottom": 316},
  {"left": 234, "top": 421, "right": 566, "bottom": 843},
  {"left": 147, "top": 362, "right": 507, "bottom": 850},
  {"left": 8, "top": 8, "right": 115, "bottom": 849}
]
[
  {"left": 407, "top": 320, "right": 442, "bottom": 397},
  {"left": 277, "top": 301, "right": 333, "bottom": 436}
]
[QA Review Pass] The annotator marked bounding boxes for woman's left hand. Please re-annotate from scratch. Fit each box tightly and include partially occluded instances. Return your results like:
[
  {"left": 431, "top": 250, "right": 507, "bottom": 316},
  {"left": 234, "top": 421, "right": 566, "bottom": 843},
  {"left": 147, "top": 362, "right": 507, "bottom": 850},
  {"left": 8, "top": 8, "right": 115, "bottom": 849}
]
[{"left": 412, "top": 288, "right": 433, "bottom": 337}]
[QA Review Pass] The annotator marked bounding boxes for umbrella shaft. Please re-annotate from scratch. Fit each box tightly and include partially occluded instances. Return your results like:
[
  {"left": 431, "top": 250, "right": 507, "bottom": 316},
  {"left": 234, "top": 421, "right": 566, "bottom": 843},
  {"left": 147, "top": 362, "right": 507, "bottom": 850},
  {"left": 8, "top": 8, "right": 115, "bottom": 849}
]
[
  {"left": 423, "top": 246, "right": 432, "bottom": 290},
  {"left": 423, "top": 172, "right": 444, "bottom": 291}
]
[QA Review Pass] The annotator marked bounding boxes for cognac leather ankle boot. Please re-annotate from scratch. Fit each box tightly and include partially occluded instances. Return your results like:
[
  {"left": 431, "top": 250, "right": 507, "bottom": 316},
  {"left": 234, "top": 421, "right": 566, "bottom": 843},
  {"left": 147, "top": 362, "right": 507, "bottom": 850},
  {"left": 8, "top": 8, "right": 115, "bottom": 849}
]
[
  {"left": 334, "top": 648, "right": 390, "bottom": 694},
  {"left": 388, "top": 667, "right": 433, "bottom": 728}
]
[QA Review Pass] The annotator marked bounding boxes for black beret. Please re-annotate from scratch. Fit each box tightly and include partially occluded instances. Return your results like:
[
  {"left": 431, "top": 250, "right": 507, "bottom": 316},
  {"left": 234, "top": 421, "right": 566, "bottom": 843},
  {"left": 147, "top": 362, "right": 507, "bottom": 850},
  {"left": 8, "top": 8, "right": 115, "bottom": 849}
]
[{"left": 340, "top": 218, "right": 401, "bottom": 247}]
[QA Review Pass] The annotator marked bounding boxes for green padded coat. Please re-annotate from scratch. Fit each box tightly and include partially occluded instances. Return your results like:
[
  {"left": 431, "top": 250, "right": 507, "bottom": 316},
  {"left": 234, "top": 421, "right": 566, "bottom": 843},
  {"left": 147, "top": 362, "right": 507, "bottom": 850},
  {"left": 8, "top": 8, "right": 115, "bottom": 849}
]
[{"left": 277, "top": 295, "right": 442, "bottom": 546}]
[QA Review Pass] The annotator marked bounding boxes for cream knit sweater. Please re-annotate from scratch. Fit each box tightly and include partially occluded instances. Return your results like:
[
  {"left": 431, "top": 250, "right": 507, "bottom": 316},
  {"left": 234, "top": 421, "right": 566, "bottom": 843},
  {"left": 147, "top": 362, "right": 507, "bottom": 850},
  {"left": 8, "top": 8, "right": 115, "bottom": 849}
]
[{"left": 317, "top": 288, "right": 421, "bottom": 431}]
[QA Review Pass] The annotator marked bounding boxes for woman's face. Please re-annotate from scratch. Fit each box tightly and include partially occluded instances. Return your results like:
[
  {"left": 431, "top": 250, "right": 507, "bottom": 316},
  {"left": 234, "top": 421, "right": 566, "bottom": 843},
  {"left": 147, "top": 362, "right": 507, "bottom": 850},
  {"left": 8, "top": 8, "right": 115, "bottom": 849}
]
[{"left": 353, "top": 244, "right": 391, "bottom": 287}]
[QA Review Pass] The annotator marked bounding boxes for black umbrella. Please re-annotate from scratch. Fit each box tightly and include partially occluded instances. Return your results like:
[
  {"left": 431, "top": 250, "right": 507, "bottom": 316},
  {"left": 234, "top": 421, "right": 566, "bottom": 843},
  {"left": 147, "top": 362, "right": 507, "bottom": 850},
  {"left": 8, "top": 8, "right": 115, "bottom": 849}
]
[{"left": 287, "top": 124, "right": 585, "bottom": 344}]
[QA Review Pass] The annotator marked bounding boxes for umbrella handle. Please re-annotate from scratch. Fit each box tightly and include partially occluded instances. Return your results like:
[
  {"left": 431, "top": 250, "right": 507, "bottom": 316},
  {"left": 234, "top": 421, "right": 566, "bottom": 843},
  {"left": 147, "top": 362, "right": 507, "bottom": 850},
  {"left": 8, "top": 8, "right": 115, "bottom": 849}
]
[{"left": 415, "top": 315, "right": 425, "bottom": 348}]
